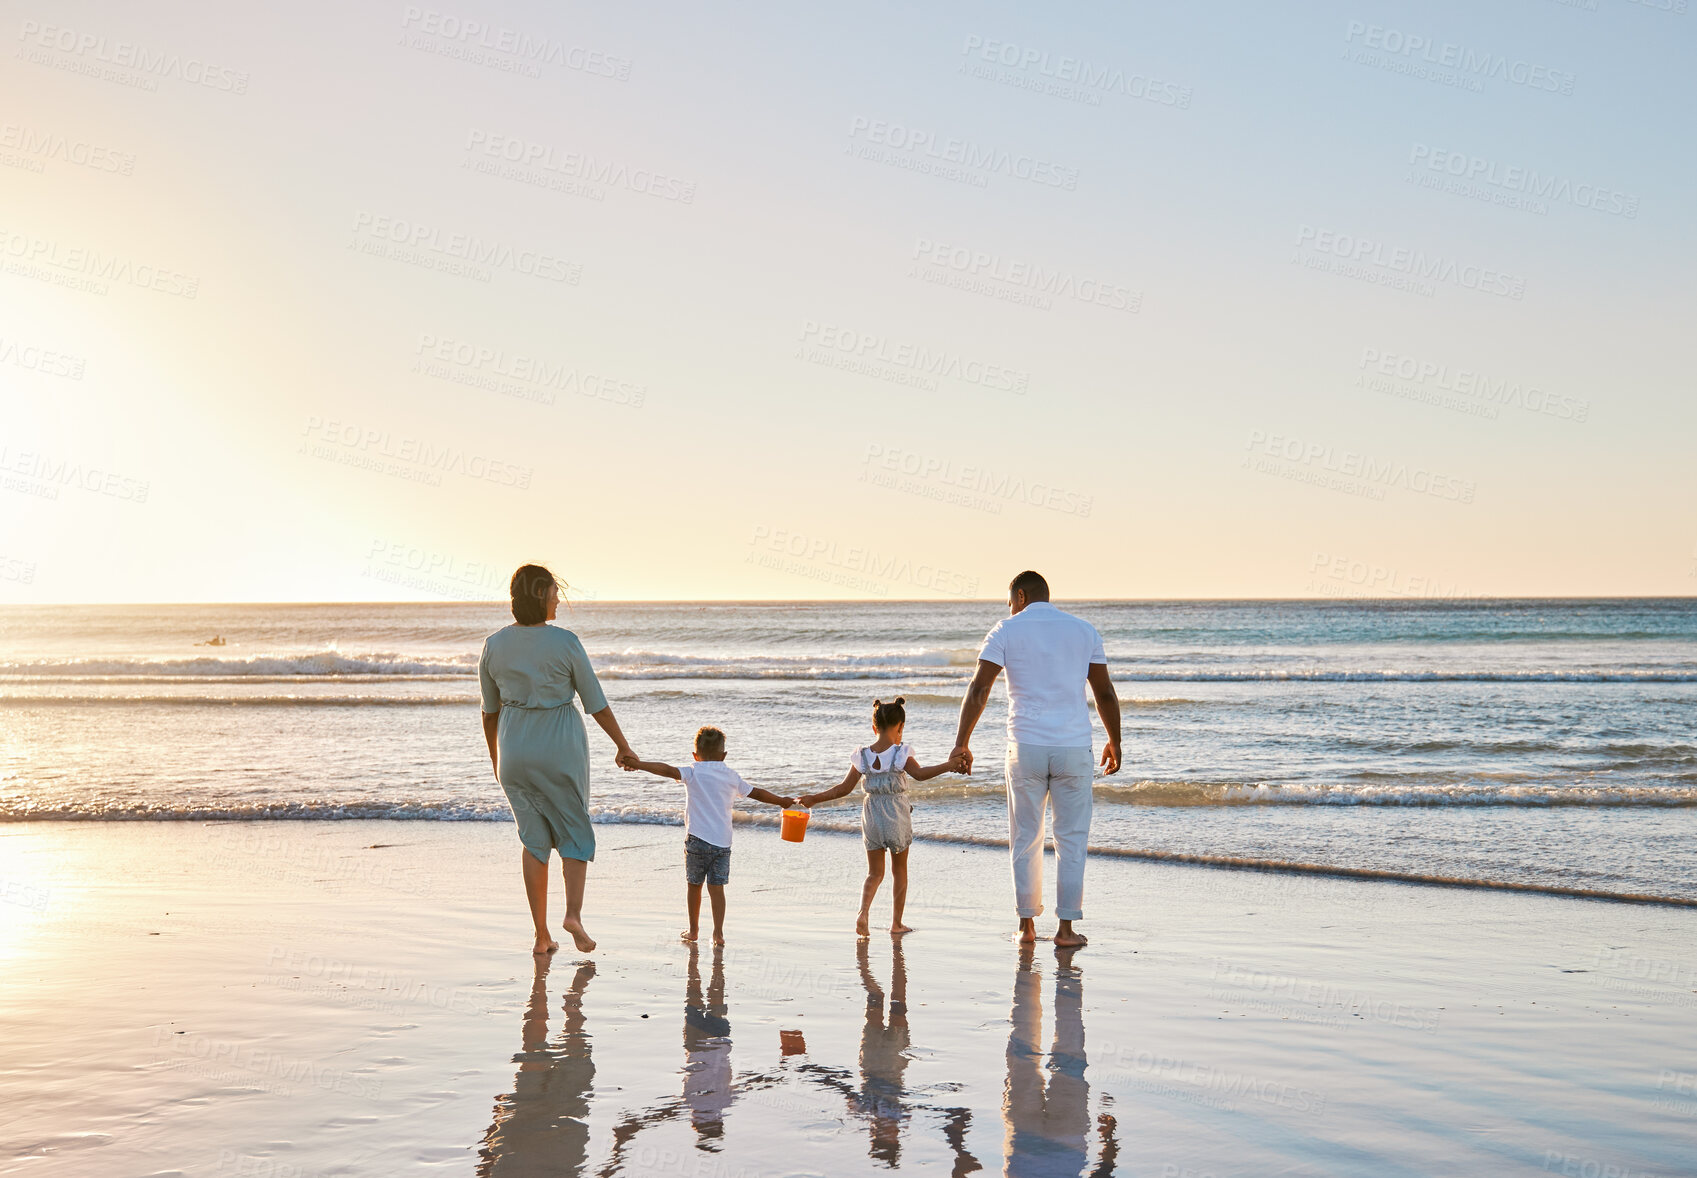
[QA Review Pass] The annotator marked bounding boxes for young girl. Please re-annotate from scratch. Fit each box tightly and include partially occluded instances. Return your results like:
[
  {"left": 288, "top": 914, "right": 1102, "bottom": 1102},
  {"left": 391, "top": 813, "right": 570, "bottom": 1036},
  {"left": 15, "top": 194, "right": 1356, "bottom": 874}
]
[{"left": 799, "top": 698, "right": 963, "bottom": 937}]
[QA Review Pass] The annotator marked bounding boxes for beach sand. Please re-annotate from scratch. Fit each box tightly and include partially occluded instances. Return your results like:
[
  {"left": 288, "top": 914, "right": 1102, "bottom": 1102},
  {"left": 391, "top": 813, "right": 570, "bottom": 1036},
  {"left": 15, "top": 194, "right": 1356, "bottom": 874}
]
[{"left": 1, "top": 819, "right": 1693, "bottom": 1177}]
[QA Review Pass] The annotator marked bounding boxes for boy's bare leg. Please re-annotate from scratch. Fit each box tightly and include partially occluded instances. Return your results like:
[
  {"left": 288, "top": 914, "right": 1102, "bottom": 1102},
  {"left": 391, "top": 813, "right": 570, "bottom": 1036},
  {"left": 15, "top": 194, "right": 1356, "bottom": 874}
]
[
  {"left": 522, "top": 849, "right": 558, "bottom": 955},
  {"left": 559, "top": 857, "right": 596, "bottom": 952},
  {"left": 683, "top": 882, "right": 702, "bottom": 942},
  {"left": 1054, "top": 919, "right": 1087, "bottom": 948},
  {"left": 708, "top": 884, "right": 727, "bottom": 945},
  {"left": 857, "top": 849, "right": 886, "bottom": 938},
  {"left": 889, "top": 848, "right": 913, "bottom": 935}
]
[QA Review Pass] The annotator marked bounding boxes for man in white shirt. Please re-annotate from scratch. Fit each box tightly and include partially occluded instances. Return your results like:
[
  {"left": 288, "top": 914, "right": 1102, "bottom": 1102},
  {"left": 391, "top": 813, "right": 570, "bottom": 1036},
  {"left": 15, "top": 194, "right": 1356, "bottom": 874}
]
[{"left": 951, "top": 571, "right": 1121, "bottom": 947}]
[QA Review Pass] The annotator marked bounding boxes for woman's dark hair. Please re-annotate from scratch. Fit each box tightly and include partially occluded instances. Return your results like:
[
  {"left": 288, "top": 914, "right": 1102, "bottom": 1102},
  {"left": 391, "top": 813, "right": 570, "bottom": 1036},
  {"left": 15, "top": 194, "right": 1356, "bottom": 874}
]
[
  {"left": 510, "top": 564, "right": 558, "bottom": 625},
  {"left": 872, "top": 697, "right": 906, "bottom": 731}
]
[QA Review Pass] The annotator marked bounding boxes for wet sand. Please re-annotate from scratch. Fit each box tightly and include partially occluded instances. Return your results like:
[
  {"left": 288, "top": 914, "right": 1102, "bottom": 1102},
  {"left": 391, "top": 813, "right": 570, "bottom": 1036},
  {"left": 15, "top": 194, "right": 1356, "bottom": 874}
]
[{"left": 1, "top": 819, "right": 1693, "bottom": 1176}]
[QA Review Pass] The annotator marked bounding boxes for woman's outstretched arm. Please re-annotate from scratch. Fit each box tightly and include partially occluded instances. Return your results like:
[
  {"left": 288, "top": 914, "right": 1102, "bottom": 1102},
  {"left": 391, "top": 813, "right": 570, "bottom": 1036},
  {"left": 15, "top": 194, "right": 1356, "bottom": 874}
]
[{"left": 588, "top": 705, "right": 638, "bottom": 768}]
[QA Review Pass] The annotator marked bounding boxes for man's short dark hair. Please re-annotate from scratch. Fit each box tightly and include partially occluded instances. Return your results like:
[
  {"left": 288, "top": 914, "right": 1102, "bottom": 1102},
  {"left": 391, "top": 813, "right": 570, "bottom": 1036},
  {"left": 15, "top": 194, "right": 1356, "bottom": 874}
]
[
  {"left": 1009, "top": 570, "right": 1050, "bottom": 602},
  {"left": 694, "top": 726, "right": 726, "bottom": 757}
]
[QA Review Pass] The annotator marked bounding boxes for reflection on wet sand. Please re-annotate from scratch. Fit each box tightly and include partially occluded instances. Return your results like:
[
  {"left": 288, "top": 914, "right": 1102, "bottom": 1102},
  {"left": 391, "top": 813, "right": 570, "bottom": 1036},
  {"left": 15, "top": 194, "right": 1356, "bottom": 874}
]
[
  {"left": 475, "top": 943, "right": 1116, "bottom": 1176},
  {"left": 599, "top": 943, "right": 796, "bottom": 1173},
  {"left": 802, "top": 939, "right": 983, "bottom": 1174},
  {"left": 478, "top": 955, "right": 596, "bottom": 1176},
  {"left": 1003, "top": 946, "right": 1118, "bottom": 1178},
  {"left": 682, "top": 941, "right": 733, "bottom": 1142}
]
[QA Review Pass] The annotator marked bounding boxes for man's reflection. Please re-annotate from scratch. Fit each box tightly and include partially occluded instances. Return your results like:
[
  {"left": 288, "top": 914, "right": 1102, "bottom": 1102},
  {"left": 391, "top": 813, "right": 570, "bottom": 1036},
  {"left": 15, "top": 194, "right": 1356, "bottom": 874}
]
[
  {"left": 1002, "top": 946, "right": 1117, "bottom": 1178},
  {"left": 478, "top": 955, "right": 596, "bottom": 1176}
]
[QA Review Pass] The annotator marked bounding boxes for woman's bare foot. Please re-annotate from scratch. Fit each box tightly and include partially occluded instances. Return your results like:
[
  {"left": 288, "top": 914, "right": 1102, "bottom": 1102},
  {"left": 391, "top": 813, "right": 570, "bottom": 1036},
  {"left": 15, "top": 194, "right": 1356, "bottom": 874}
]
[
  {"left": 680, "top": 929, "right": 698, "bottom": 943},
  {"left": 713, "top": 932, "right": 726, "bottom": 946},
  {"left": 855, "top": 912, "right": 870, "bottom": 938},
  {"left": 533, "top": 935, "right": 558, "bottom": 955},
  {"left": 561, "top": 916, "right": 596, "bottom": 952},
  {"left": 890, "top": 923, "right": 913, "bottom": 935}
]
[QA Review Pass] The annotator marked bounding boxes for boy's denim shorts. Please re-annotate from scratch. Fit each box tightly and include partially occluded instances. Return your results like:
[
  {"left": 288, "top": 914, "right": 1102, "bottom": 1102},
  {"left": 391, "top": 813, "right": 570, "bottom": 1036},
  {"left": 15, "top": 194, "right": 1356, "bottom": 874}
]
[{"left": 685, "top": 834, "right": 732, "bottom": 886}]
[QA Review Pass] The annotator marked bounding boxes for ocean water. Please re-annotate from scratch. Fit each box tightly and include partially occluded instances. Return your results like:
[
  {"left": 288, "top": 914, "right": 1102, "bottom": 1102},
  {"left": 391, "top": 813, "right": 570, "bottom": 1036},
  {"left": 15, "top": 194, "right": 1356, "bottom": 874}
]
[{"left": 2, "top": 599, "right": 1695, "bottom": 901}]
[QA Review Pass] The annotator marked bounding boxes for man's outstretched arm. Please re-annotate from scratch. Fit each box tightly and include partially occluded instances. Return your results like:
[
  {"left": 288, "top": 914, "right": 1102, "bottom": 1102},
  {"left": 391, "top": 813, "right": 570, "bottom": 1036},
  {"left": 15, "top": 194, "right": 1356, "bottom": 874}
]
[
  {"left": 1087, "top": 662, "right": 1122, "bottom": 774},
  {"left": 951, "top": 659, "right": 1002, "bottom": 774}
]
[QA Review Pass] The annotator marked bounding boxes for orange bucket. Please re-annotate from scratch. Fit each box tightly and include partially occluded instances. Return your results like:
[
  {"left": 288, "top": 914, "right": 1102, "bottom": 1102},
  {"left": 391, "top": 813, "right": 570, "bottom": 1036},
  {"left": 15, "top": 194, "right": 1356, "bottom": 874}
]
[{"left": 780, "top": 808, "right": 810, "bottom": 843}]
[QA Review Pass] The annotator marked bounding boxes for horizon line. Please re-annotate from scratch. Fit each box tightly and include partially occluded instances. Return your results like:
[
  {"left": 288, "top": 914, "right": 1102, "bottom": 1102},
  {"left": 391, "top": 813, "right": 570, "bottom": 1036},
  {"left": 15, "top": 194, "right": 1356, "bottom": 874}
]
[{"left": 5, "top": 595, "right": 1697, "bottom": 608}]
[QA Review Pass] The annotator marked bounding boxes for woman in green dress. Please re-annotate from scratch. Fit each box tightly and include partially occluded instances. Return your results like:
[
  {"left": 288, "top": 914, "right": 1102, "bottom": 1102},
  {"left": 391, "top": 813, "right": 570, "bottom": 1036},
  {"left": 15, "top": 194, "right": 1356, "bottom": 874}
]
[{"left": 480, "top": 564, "right": 638, "bottom": 954}]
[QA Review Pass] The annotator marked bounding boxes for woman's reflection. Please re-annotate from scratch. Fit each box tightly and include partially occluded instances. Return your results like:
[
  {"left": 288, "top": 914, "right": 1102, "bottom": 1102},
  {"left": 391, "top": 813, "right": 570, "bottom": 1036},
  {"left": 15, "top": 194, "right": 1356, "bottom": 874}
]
[
  {"left": 1002, "top": 946, "right": 1118, "bottom": 1178},
  {"left": 478, "top": 954, "right": 597, "bottom": 1176}
]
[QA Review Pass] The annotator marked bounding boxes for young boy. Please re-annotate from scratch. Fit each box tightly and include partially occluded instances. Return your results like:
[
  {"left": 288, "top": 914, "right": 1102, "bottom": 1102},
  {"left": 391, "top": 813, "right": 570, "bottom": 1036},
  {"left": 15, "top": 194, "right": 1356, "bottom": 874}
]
[{"left": 623, "top": 727, "right": 796, "bottom": 944}]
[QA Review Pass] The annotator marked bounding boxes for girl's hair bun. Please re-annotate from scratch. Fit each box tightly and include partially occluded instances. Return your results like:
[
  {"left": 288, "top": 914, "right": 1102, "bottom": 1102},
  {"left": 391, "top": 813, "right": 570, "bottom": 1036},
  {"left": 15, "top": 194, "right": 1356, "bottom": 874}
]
[{"left": 872, "top": 696, "right": 907, "bottom": 730}]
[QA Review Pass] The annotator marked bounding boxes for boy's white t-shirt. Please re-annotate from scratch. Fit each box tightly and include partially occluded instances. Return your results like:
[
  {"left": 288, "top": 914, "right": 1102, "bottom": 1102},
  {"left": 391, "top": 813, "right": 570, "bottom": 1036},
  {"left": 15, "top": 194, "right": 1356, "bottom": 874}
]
[{"left": 678, "top": 760, "right": 754, "bottom": 849}]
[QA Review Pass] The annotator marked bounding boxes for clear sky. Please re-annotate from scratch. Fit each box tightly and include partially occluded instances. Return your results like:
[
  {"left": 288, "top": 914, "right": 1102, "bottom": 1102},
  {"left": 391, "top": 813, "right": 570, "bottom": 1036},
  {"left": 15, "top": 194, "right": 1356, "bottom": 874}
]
[{"left": 3, "top": 0, "right": 1693, "bottom": 602}]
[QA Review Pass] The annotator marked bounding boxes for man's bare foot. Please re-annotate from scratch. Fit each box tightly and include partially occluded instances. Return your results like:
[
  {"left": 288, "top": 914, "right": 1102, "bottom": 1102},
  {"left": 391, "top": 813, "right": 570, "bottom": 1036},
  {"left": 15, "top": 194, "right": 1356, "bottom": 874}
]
[
  {"left": 1017, "top": 919, "right": 1038, "bottom": 945},
  {"left": 855, "top": 912, "right": 870, "bottom": 938},
  {"left": 1054, "top": 923, "right": 1088, "bottom": 948},
  {"left": 561, "top": 916, "right": 596, "bottom": 952},
  {"left": 890, "top": 923, "right": 913, "bottom": 935},
  {"left": 680, "top": 929, "right": 698, "bottom": 943},
  {"left": 533, "top": 935, "right": 558, "bottom": 955}
]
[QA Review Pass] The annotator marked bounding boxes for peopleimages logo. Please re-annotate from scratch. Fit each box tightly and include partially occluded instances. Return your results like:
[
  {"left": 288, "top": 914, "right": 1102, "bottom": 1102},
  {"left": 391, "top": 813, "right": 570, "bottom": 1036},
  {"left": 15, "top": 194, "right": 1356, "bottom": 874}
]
[
  {"left": 1408, "top": 144, "right": 1639, "bottom": 218},
  {"left": 463, "top": 130, "right": 696, "bottom": 203},
  {"left": 399, "top": 7, "right": 631, "bottom": 79},
  {"left": 350, "top": 211, "right": 580, "bottom": 284},
  {"left": 798, "top": 321, "right": 1029, "bottom": 394},
  {"left": 0, "top": 123, "right": 135, "bottom": 174},
  {"left": 911, "top": 239, "right": 1140, "bottom": 313},
  {"left": 958, "top": 35, "right": 1193, "bottom": 108},
  {"left": 846, "top": 117, "right": 1079, "bottom": 190},
  {"left": 16, "top": 20, "right": 251, "bottom": 93},
  {"left": 1245, "top": 430, "right": 1476, "bottom": 504},
  {"left": 1359, "top": 348, "right": 1589, "bottom": 422},
  {"left": 1342, "top": 21, "right": 1575, "bottom": 95},
  {"left": 1295, "top": 225, "right": 1526, "bottom": 300}
]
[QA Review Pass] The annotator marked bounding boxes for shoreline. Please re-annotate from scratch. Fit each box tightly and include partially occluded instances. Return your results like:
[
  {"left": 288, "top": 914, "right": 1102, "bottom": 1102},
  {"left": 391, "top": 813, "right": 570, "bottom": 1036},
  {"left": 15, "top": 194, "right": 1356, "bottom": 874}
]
[{"left": 5, "top": 809, "right": 1695, "bottom": 908}]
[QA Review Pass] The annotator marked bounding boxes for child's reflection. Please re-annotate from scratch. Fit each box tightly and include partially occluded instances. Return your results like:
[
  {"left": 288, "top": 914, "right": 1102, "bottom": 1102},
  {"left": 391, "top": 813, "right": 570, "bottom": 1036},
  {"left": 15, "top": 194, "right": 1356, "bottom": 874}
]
[
  {"left": 803, "top": 939, "right": 982, "bottom": 1175},
  {"left": 598, "top": 944, "right": 759, "bottom": 1174},
  {"left": 682, "top": 941, "right": 733, "bottom": 1142},
  {"left": 478, "top": 955, "right": 597, "bottom": 1176},
  {"left": 855, "top": 937, "right": 912, "bottom": 1165},
  {"left": 1002, "top": 946, "right": 1118, "bottom": 1178}
]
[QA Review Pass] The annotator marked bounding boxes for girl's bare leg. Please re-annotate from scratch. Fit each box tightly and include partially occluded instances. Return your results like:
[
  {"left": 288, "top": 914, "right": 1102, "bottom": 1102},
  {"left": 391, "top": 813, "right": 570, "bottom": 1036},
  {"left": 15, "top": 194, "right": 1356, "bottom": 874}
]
[
  {"left": 890, "top": 848, "right": 912, "bottom": 934},
  {"left": 522, "top": 849, "right": 557, "bottom": 954},
  {"left": 857, "top": 849, "right": 886, "bottom": 938},
  {"left": 559, "top": 857, "right": 596, "bottom": 952}
]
